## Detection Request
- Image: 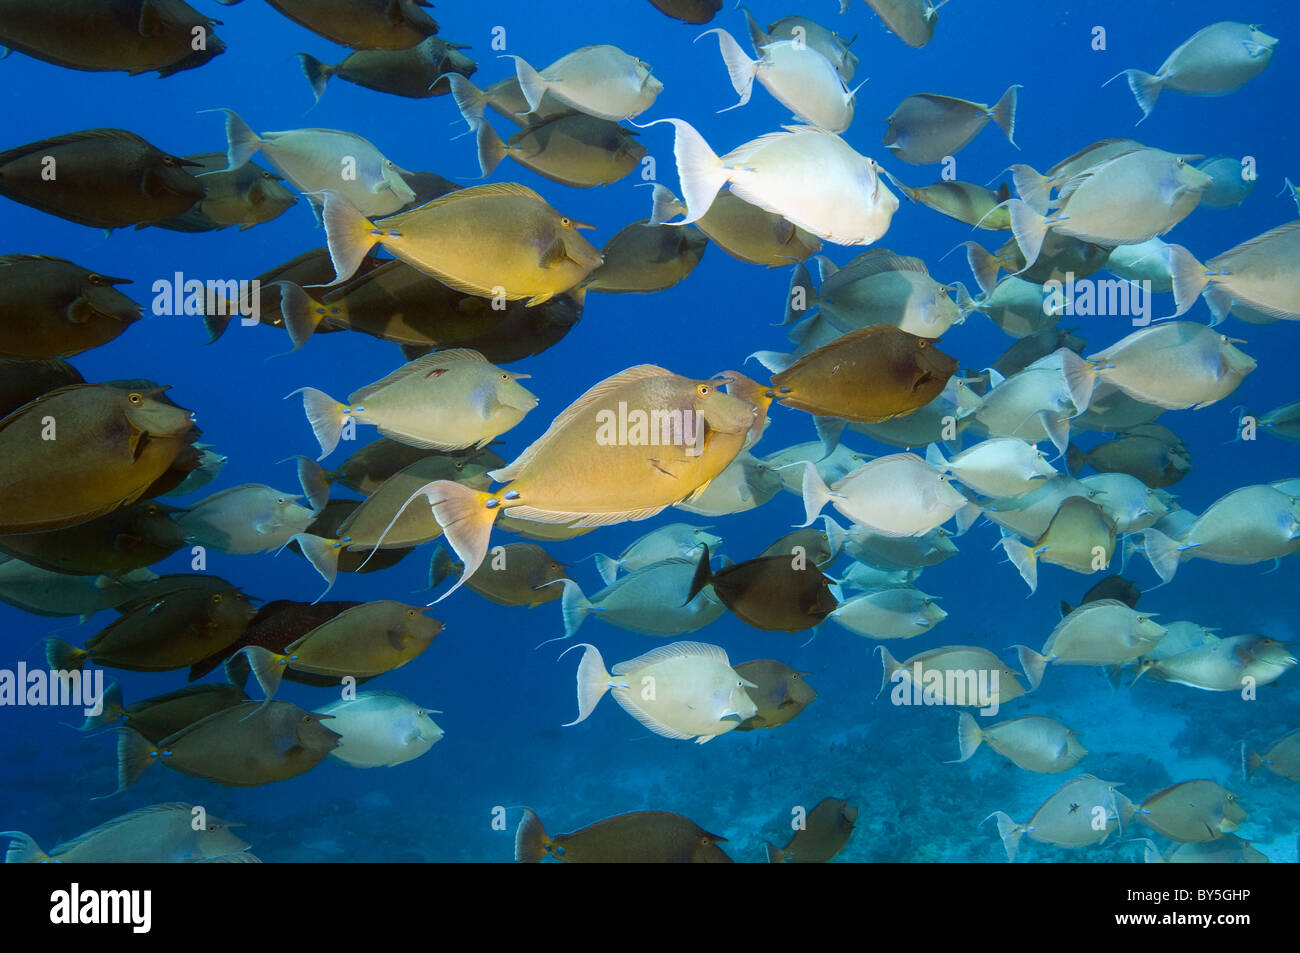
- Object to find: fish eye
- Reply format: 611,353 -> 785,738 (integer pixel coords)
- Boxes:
88,273 -> 105,286
210,593 -> 223,604
407,608 -> 417,617
560,217 -> 572,227
161,155 -> 175,166
697,384 -> 711,396
917,339 -> 929,348
501,372 -> 510,380
127,392 -> 143,405
302,715 -> 312,724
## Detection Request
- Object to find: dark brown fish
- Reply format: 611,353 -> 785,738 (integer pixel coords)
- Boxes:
188,598 -> 360,683
515,808 -> 732,862
0,383 -> 196,533
47,582 -> 256,673
0,358 -> 84,417
647,0 -> 722,24
80,681 -> 249,738
115,699 -> 341,791
0,129 -> 205,229
229,0 -> 439,50
734,660 -> 818,731
300,438 -> 505,501
766,797 -> 857,863
0,0 -> 225,77
688,544 -> 838,633
430,542 -> 570,607
1060,575 -> 1142,617
582,220 -> 708,295
289,500 -> 412,574
394,171 -> 462,210
298,36 -> 476,102
0,500 -> 185,575
768,325 -> 957,423
0,256 -> 141,359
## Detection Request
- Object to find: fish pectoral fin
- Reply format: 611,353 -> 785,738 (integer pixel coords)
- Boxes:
386,629 -> 410,652
137,1 -> 166,37
468,381 -> 500,420
65,297 -> 94,325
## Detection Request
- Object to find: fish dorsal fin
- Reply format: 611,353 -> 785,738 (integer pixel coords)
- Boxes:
0,253 -> 73,266
723,129 -> 802,167
838,248 -> 929,279
350,349 -> 489,403
49,802 -> 194,856
1210,220 -> 1300,266
488,365 -> 674,483
415,181 -> 547,214
0,129 -> 151,167
612,640 -> 730,675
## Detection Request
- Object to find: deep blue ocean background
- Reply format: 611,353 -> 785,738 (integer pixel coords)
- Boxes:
0,0 -> 1296,863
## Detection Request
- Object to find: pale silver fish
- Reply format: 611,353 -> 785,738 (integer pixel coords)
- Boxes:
882,87 -> 1019,165
552,563 -> 725,639
177,483 -> 316,554
797,455 -> 968,538
926,437 -> 1055,498
316,690 -> 443,768
828,585 -> 945,639
3,803 -> 249,863
507,45 -> 663,121
952,712 -> 1086,773
675,450 -> 782,516
591,523 -> 722,584
988,775 -> 1130,861
1017,599 -> 1166,689
1167,222 -> 1300,324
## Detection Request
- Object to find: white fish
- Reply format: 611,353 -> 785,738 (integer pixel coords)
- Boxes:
177,483 -> 316,554
1167,222 -> 1300,324
951,712 -> 1087,773
674,450 -> 782,516
763,440 -> 873,495
744,10 -> 859,82
797,454 -> 968,538
1108,22 -> 1278,121
564,641 -> 757,743
1105,237 -> 1174,293
316,691 -> 443,768
646,117 -> 898,245
844,523 -> 958,571
3,803 -> 249,863
1080,473 -> 1168,534
1017,599 -> 1166,689
972,350 -> 1094,455
926,437 -> 1055,498
828,585 -> 946,639
507,45 -> 663,121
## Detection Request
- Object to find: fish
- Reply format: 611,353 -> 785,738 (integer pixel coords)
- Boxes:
951,712 -> 1087,773
390,366 -> 759,599
1139,634 -> 1296,692
46,582 -> 256,673
296,439 -> 502,504
1104,237 -> 1175,292
2,803 -> 249,863
176,484 -> 317,554
733,660 -> 817,731
291,500 -> 412,577
1132,780 -> 1247,843
1065,424 -> 1191,488
688,543 -> 838,633
1149,836 -> 1269,864
1167,222 -> 1300,324
552,561 -> 725,638
78,681 -> 248,739
505,45 -> 663,121
298,37 -> 477,102
987,775 -> 1130,861
893,179 -> 1013,229
1246,728 -> 1300,781
882,87 -> 1019,165
648,0 -> 722,25
845,525 -> 958,571
430,542 -> 570,608
0,128 -> 205,229
290,349 -> 537,459
925,437 -> 1055,499
148,153 -> 296,233
220,0 -> 439,50
115,699 -> 341,791
0,358 -> 85,417
0,384 -> 197,534
649,185 -> 819,267
1196,155 -> 1256,209
647,118 -> 898,245
1059,575 -> 1142,617
1016,599 -> 1165,689
1108,22 -> 1278,121
758,520 -> 845,568
1000,496 -> 1117,594
879,644 -> 1028,709
765,797 -> 857,862
233,601 -> 442,702
966,233 -> 1112,298
701,27 -> 861,133
763,325 -> 958,423
0,0 -> 225,76
859,0 -> 946,49
0,499 -> 185,576
316,691 -> 444,768
798,454 -> 968,539
828,585 -> 946,639
591,523 -> 722,584
0,256 -> 141,359
674,450 -> 782,516
973,350 -> 1094,455
515,808 -> 731,862
1079,473 -> 1167,535
1241,399 -> 1300,443
318,184 -> 603,302
163,445 -> 228,498
0,560 -> 157,621
216,109 -> 415,219
581,220 -> 708,295
187,599 -> 359,683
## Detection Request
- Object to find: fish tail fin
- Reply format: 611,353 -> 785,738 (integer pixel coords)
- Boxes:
1163,243 -> 1209,317
561,642 -> 611,727
514,808 -> 554,862
429,546 -> 462,589
592,553 -> 619,586
291,455 -> 332,513
285,532 -> 342,600
286,386 -> 349,459
44,637 -> 88,672
783,261 -> 817,326
962,242 -> 1001,297
876,645 -> 901,699
114,727 -> 159,795
557,578 -> 592,639
991,85 -> 1020,147
700,28 -> 757,109
1014,644 -> 1048,691
297,53 -> 332,104
1008,164 -> 1051,215
648,184 -> 686,225
799,461 -> 833,528
952,280 -> 977,317
950,710 -> 984,762
232,645 -> 286,706
1122,69 -> 1162,122
424,481 -> 501,603
652,118 -> 727,224
821,515 -> 846,561
475,121 -> 508,177
1006,198 -> 1048,271
1245,746 -> 1263,780
814,415 -> 847,455
507,54 -> 548,114
218,108 -> 262,170
1056,347 -> 1096,413
1,832 -> 50,864
999,537 -> 1038,593
1141,528 -> 1181,586
746,349 -> 793,374
764,842 -> 787,864
925,442 -> 948,469
686,543 -> 714,603
445,72 -> 487,129
78,680 -> 123,732
202,309 -> 233,345
986,811 -> 1024,862
1064,443 -> 1086,477
273,281 -> 323,353
318,190 -> 379,285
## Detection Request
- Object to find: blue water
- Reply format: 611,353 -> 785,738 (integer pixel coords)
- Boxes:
1,0 -> 1297,863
